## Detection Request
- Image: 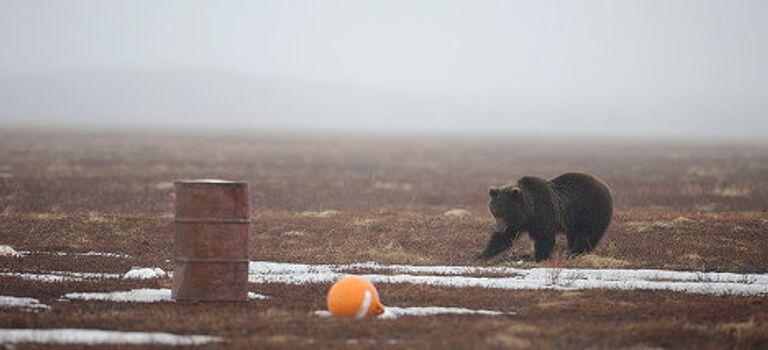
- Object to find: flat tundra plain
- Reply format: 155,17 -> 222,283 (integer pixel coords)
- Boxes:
1,130 -> 768,349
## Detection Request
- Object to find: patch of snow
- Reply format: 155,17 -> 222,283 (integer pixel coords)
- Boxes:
0,329 -> 220,346
63,289 -> 268,302
123,267 -> 167,279
7,259 -> 765,296
248,292 -> 269,300
314,306 -> 510,319
16,250 -> 131,258
0,272 -> 77,283
176,179 -> 241,184
251,260 -> 528,277
0,270 -> 121,283
65,289 -> 172,303
346,261 -> 526,276
80,251 -> 131,258
249,261 -> 768,296
0,245 -> 20,257
0,296 -> 50,310
379,306 -> 511,319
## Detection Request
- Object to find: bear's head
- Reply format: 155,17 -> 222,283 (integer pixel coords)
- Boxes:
488,185 -> 532,232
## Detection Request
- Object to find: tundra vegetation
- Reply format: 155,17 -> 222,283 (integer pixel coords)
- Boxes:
1,130 -> 767,349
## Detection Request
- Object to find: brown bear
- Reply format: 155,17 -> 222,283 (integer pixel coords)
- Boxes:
476,172 -> 612,262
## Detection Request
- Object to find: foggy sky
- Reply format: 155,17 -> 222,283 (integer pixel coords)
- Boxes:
1,0 -> 766,137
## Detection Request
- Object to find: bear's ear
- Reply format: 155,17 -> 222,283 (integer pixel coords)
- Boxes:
489,187 -> 500,198
510,187 -> 520,195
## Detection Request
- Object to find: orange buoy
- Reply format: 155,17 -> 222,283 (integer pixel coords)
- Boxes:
326,276 -> 385,318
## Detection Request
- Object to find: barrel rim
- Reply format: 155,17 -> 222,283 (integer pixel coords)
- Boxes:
174,179 -> 249,185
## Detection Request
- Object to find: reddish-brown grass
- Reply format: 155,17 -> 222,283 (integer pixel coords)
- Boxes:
1,130 -> 767,349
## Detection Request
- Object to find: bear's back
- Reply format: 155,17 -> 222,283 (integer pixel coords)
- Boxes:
550,173 -> 613,230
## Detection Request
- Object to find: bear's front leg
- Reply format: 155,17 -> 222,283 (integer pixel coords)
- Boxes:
476,230 -> 519,260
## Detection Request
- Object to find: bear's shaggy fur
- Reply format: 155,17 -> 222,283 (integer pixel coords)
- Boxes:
477,172 -> 613,262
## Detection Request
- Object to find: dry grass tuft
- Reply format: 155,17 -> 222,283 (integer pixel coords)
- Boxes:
443,209 -> 472,218
29,212 -> 69,220
487,333 -> 532,348
534,301 -> 572,309
282,230 -> 308,237
713,185 -> 751,198
362,240 -> 438,265
683,253 -> 705,266
154,181 -> 174,190
86,211 -> 114,223
487,323 -> 539,349
625,220 -> 673,232
301,210 -> 341,218
673,216 -> 696,224
716,319 -> 768,344
575,254 -> 631,268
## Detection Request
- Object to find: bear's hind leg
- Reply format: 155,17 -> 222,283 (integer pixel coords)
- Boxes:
533,234 -> 555,262
567,225 -> 606,257
567,233 -> 596,256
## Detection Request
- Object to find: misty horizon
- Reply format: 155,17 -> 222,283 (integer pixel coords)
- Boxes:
1,1 -> 766,138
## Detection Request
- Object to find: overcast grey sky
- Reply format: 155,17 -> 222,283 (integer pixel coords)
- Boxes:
1,0 -> 766,137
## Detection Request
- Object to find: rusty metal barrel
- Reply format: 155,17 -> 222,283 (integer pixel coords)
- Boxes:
172,179 -> 250,301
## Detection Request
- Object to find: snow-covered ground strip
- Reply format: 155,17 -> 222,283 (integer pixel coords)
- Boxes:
65,289 -> 172,302
345,261 -> 526,276
123,267 -> 167,279
249,261 -> 768,296
79,251 -> 131,258
0,296 -> 50,310
314,306 -> 511,319
16,250 -> 131,258
0,270 -> 122,282
63,288 -> 269,302
4,260 -> 766,296
379,306 -> 512,319
251,260 -> 768,284
0,329 -> 220,346
0,267 -> 167,282
250,261 -> 516,277
0,272 -> 77,282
